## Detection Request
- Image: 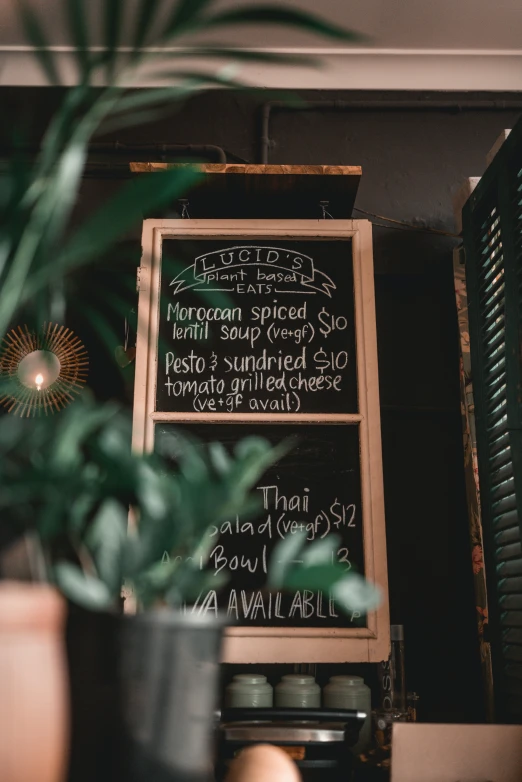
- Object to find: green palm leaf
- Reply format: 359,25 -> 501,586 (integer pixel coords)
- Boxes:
65,0 -> 91,82
166,0 -> 215,35
103,0 -> 123,80
132,0 -> 164,53
51,165 -> 201,277
3,0 -> 375,614
18,1 -> 61,85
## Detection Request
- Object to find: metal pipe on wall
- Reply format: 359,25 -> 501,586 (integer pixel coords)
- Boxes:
260,98 -> 522,164
0,142 -> 227,163
0,142 -> 227,176
85,142 -> 227,163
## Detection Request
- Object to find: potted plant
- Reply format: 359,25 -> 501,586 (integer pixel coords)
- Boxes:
0,3 -> 375,781
1,394 -> 380,782
1,395 -> 286,782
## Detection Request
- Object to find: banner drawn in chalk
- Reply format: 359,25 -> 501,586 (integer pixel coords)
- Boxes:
169,246 -> 336,297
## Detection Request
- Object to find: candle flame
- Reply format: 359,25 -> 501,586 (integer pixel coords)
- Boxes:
35,373 -> 44,391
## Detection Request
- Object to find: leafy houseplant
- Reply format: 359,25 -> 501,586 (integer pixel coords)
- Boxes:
0,2 -> 379,781
1,395 -> 285,782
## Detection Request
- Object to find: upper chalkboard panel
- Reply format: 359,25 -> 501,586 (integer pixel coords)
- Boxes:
156,239 -> 357,415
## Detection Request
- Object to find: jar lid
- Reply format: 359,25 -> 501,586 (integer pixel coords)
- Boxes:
328,675 -> 364,686
279,675 -> 316,685
231,674 -> 268,684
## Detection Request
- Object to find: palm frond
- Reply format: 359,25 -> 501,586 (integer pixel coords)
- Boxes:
103,0 -> 123,80
132,0 -> 165,53
0,88 -> 122,337
165,0 -> 216,36
41,165 -> 201,282
65,0 -> 91,82
18,1 -> 61,85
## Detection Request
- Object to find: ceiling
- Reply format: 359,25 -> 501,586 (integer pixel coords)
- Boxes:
1,0 -> 522,89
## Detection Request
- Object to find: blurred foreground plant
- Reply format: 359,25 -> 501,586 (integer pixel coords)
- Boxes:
0,394 -> 280,608
0,394 -> 380,613
0,0 -> 380,616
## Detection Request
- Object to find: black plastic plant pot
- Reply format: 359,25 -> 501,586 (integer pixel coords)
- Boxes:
119,610 -> 227,782
65,605 -> 126,782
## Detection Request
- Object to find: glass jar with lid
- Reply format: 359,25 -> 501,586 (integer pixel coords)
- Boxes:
323,675 -> 371,753
274,674 -> 321,709
225,674 -> 273,708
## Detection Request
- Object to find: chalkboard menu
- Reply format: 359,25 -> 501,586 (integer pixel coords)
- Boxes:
156,421 -> 364,627
156,239 -> 357,414
133,218 -> 389,663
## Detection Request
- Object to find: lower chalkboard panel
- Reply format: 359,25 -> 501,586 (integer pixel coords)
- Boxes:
155,422 -> 365,628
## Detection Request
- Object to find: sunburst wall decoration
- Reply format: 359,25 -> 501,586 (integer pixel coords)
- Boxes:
0,323 -> 88,416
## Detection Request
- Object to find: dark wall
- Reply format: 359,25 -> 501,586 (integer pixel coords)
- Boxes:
3,86 -> 521,722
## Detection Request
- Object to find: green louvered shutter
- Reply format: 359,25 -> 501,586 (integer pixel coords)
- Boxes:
463,120 -> 522,721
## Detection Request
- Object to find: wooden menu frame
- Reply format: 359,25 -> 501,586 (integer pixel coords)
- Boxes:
132,219 -> 390,663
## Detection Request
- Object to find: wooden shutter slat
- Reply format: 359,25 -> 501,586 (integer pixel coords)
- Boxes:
479,228 -> 501,255
482,302 -> 504,331
495,521 -> 520,546
490,476 -> 515,501
483,328 -> 505,361
498,558 -> 522,578
492,492 -> 518,519
490,461 -> 514,488
487,416 -> 508,441
501,610 -> 522,628
479,209 -> 500,230
478,232 -> 501,261
479,254 -> 503,290
490,445 -> 513,473
481,272 -> 505,307
485,339 -> 506,368
489,431 -> 511,460
501,595 -> 522,611
486,380 -> 507,410
496,541 -> 522,562
487,395 -> 507,419
494,507 -> 519,531
483,350 -> 505,379
498,577 -> 522,594
478,214 -> 499,236
482,285 -> 505,318
482,307 -> 504,337
479,231 -> 502,259
484,327 -> 505,354
479,206 -> 499,227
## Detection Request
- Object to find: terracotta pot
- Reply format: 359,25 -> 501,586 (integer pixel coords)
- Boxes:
0,583 -> 68,782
